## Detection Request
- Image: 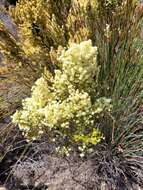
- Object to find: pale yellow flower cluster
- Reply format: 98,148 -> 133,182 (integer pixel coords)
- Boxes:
40,90 -> 92,128
59,40 -> 98,87
12,40 -> 112,153
12,77 -> 50,140
53,40 -> 98,98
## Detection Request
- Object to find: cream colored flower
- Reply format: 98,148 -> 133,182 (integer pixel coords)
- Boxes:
12,40 -> 112,153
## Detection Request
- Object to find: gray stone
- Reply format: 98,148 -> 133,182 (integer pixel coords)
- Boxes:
0,11 -> 18,40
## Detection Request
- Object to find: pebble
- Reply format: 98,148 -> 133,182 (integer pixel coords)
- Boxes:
0,187 -> 7,190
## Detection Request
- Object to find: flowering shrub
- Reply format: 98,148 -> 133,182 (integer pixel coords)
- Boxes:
12,40 -> 112,155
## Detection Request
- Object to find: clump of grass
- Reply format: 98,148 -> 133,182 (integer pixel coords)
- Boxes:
94,0 -> 143,158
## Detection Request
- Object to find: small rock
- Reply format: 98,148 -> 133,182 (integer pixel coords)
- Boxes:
0,11 -> 18,40
0,187 -> 7,190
